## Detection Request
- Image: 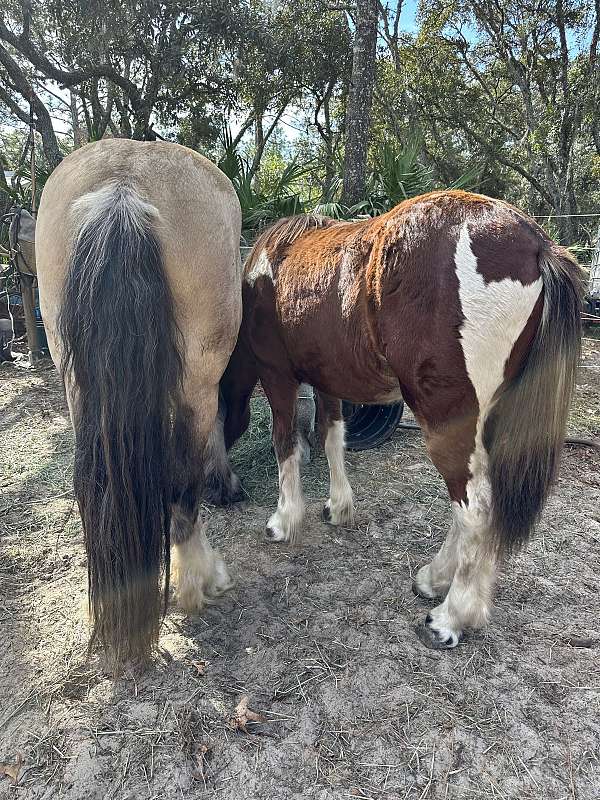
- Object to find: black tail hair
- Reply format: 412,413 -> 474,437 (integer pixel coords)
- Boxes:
59,183 -> 183,664
484,244 -> 582,554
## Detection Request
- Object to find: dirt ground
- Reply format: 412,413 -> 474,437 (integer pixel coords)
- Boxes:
1,336 -> 599,800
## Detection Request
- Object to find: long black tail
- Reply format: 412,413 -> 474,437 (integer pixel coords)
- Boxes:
59,182 -> 183,664
484,244 -> 582,554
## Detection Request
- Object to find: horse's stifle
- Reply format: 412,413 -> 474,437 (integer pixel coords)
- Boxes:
219,190 -> 582,649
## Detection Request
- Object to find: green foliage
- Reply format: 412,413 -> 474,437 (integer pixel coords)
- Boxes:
218,129 -> 310,239
0,132 -> 69,211
1,0 -> 598,246
314,138 -> 481,220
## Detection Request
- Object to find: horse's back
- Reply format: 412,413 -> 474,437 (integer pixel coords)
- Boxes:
241,191 -> 548,408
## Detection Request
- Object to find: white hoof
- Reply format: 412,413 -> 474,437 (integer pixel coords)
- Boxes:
264,508 -> 303,543
265,509 -> 291,542
421,604 -> 462,649
171,523 -> 233,612
322,498 -> 355,527
413,564 -> 446,600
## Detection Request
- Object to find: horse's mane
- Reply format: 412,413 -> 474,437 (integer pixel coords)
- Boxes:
251,213 -> 336,258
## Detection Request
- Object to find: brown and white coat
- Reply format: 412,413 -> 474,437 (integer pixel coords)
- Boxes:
220,190 -> 582,649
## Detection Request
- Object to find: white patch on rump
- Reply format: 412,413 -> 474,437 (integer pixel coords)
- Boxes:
454,222 -> 542,441
455,221 -> 543,504
245,250 -> 273,286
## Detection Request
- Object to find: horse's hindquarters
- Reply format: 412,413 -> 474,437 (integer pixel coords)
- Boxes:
35,139 -> 243,664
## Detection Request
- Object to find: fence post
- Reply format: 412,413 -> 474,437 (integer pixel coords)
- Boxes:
20,272 -> 43,364
589,223 -> 600,299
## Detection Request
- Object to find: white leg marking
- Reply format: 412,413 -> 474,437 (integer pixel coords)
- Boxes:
423,225 -> 542,646
323,420 -> 355,526
266,446 -> 305,542
425,496 -> 496,646
171,519 -> 233,612
414,518 -> 460,599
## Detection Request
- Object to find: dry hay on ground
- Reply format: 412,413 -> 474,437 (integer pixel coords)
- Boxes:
0,336 -> 599,799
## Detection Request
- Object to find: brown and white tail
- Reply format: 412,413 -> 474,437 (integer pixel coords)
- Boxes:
59,183 -> 183,664
483,244 -> 583,554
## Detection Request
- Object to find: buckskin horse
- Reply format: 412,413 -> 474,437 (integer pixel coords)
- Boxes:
36,139 -> 241,664
219,190 -> 581,649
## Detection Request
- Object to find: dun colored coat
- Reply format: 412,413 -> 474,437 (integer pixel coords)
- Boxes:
36,139 -> 242,664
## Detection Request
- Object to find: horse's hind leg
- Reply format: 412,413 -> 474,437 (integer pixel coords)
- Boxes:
412,517 -> 460,600
296,383 -> 316,465
170,384 -> 233,612
261,373 -> 305,542
202,394 -> 244,506
317,393 -> 355,527
204,331 -> 259,505
414,414 -> 497,649
411,419 -> 467,601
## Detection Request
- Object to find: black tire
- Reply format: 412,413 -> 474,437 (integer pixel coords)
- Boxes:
342,401 -> 404,451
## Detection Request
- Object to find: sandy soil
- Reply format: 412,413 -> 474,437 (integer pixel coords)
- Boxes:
0,337 -> 599,800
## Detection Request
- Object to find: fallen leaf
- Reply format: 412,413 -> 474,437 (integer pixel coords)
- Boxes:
228,695 -> 265,732
190,660 -> 208,675
1,754 -> 23,784
191,743 -> 212,781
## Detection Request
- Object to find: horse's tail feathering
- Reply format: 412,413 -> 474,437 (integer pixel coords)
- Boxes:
483,244 -> 582,554
59,182 -> 183,664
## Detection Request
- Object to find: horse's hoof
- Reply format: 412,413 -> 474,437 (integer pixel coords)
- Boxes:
210,554 -> 234,596
227,485 -> 245,504
412,565 -> 445,600
416,615 -> 462,650
264,525 -> 287,542
322,499 -> 355,527
412,579 -> 428,598
412,578 -> 440,600
203,472 -> 245,507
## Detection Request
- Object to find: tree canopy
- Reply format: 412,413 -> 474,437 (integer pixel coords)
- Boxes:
1,0 -> 598,241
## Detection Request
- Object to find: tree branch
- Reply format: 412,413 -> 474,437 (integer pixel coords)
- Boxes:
0,43 -> 62,167
0,18 -> 143,109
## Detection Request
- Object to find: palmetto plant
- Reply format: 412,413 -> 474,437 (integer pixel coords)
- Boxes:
218,129 -> 310,240
219,130 -> 481,237
0,160 -> 54,210
314,138 -> 481,220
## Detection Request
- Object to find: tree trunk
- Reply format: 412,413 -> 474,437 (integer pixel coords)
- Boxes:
31,94 -> 62,169
342,0 -> 378,206
252,104 -> 264,182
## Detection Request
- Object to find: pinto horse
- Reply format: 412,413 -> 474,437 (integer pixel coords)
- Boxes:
36,139 -> 241,663
219,190 -> 581,649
